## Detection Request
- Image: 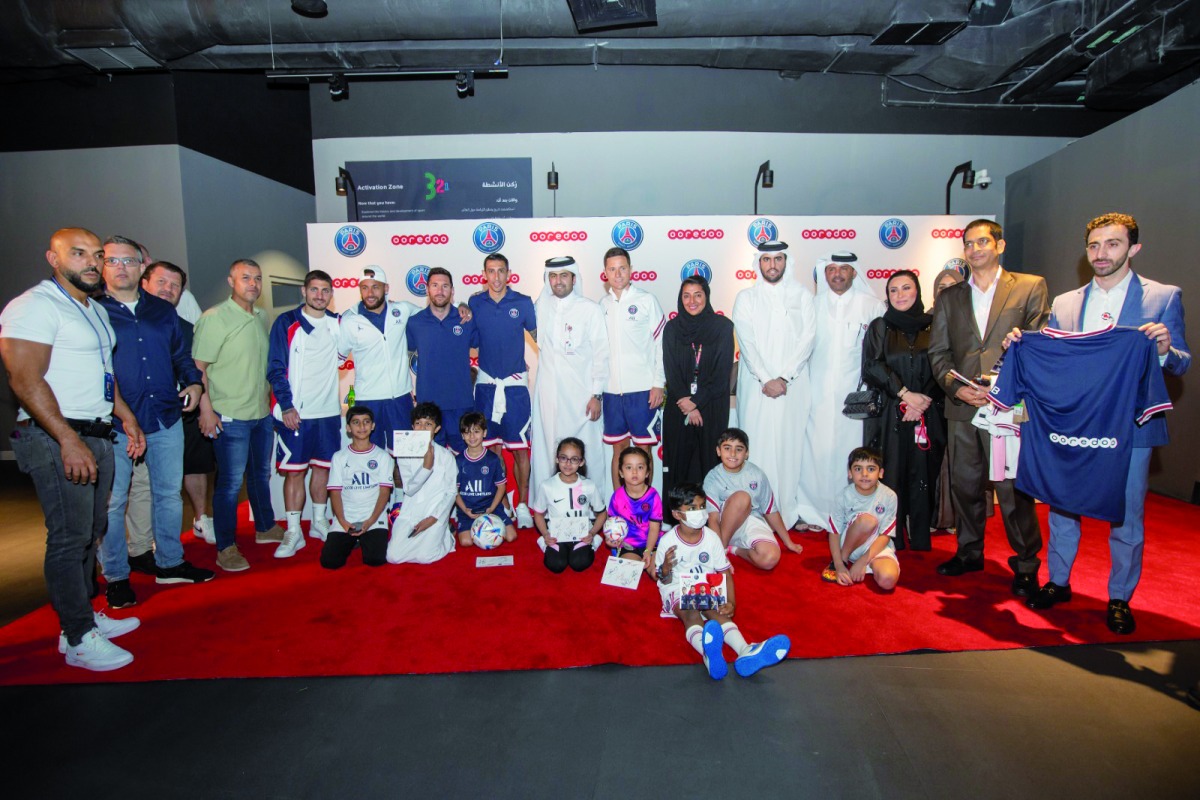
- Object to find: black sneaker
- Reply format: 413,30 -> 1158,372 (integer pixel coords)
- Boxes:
106,579 -> 137,609
155,560 -> 216,585
127,551 -> 157,576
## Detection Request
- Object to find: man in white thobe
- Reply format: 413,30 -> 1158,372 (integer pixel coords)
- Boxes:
530,257 -> 610,492
731,241 -> 816,528
795,252 -> 885,530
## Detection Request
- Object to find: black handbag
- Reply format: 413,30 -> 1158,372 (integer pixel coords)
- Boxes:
842,381 -> 884,420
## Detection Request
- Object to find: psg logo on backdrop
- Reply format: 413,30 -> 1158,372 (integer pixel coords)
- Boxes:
335,225 -> 367,257
747,218 -> 779,247
406,265 -> 431,297
612,219 -> 644,250
473,222 -> 506,253
680,260 -> 712,283
879,219 -> 909,249
943,258 -> 970,278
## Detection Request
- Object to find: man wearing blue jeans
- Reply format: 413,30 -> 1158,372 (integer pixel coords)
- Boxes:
97,236 -> 213,607
193,258 -> 284,572
1,227 -> 146,671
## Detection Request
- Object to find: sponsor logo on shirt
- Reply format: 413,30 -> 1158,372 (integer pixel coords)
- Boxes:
1049,433 -> 1118,449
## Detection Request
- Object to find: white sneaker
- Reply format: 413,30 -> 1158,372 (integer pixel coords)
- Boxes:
58,611 -> 141,654
274,527 -> 306,558
515,503 -> 534,529
64,628 -> 134,671
194,515 -> 215,545
310,516 -> 329,542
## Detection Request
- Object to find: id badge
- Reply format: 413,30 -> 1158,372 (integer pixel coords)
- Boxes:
914,427 -> 928,446
103,372 -> 115,402
689,382 -> 698,395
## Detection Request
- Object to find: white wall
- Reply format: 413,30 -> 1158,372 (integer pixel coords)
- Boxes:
313,132 -> 1072,223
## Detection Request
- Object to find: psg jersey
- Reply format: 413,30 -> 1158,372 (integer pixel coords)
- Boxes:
989,327 -> 1171,522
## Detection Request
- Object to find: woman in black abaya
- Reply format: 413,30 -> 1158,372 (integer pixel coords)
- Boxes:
862,270 -> 946,550
661,276 -> 735,498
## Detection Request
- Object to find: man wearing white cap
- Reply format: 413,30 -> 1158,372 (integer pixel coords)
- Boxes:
731,241 -> 816,530
795,252 -> 886,531
336,265 -> 419,452
530,256 -> 610,492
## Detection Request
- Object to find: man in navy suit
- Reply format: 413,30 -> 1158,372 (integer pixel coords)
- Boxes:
1019,213 -> 1190,634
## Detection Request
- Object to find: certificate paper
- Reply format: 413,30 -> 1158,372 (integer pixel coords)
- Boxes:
549,516 -> 591,544
392,429 -> 431,458
600,556 -> 642,590
476,555 -> 514,568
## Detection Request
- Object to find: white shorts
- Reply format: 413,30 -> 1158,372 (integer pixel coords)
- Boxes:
847,541 -> 899,574
730,514 -> 777,551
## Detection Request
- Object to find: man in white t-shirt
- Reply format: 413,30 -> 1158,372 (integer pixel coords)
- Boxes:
268,269 -> 343,557
0,228 -> 147,672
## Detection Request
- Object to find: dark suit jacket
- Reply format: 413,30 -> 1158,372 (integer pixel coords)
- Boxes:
929,269 -> 1050,422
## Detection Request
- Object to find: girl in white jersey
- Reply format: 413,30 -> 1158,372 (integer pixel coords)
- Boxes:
530,438 -> 607,573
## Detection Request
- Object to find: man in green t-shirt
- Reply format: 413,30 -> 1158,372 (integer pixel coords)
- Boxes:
193,258 -> 284,572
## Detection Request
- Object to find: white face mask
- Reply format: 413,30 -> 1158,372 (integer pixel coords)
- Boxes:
682,509 -> 707,529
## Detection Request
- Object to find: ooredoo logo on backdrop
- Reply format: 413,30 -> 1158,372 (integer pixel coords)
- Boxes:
406,265 -> 431,297
930,228 -> 965,240
392,233 -> 449,246
879,218 -> 909,249
746,218 -> 778,247
802,228 -> 856,240
473,222 -> 505,253
600,270 -> 658,283
462,274 -> 520,286
335,225 -> 367,257
681,260 -> 712,282
529,230 -> 587,242
611,219 -> 644,250
668,228 -> 723,240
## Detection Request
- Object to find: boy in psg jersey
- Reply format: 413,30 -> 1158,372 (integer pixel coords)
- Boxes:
702,428 -> 804,571
454,412 -> 517,548
822,447 -> 900,590
321,406 -> 392,569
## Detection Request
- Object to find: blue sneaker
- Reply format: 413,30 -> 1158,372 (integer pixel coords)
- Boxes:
734,634 -> 791,677
702,620 -> 727,680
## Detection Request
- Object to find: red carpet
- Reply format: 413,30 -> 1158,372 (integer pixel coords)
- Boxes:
2,494 -> 1199,686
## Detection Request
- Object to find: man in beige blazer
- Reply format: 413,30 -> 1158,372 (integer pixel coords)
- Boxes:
928,219 -> 1049,596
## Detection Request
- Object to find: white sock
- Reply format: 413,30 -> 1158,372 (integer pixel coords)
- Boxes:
722,622 -> 751,656
285,511 -> 302,533
685,624 -> 705,656
311,503 -> 328,527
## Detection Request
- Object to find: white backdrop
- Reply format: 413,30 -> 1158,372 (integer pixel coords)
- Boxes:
276,214 -> 985,511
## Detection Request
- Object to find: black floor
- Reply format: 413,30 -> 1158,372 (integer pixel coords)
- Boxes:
2,463 -> 1199,797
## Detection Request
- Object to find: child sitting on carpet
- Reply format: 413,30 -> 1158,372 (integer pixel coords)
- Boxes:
821,447 -> 900,590
656,482 -> 791,680
386,403 -> 459,565
454,412 -> 517,549
702,428 -> 803,571
321,405 -> 392,569
606,446 -> 663,575
530,437 -> 607,573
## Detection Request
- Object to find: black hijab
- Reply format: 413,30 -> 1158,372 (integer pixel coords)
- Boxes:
669,276 -> 725,343
883,269 -> 932,337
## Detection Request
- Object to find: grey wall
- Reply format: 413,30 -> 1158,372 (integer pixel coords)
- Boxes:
314,131 -> 1070,222
1004,79 -> 1200,501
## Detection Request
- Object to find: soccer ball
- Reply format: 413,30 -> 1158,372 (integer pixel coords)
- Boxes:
471,514 -> 505,549
602,516 -> 628,548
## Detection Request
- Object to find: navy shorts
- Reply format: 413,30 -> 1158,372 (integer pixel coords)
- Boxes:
357,395 -> 414,452
275,414 -> 342,471
473,384 -> 531,450
602,391 -> 660,446
436,406 -> 475,455
455,505 -> 514,533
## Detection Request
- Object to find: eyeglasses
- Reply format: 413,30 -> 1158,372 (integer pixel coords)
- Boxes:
556,455 -> 583,464
103,257 -> 140,267
963,237 -> 995,251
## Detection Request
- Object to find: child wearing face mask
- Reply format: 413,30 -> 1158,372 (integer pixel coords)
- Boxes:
654,482 -> 791,681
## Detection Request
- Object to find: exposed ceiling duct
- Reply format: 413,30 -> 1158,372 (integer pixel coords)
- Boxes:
0,0 -> 1196,111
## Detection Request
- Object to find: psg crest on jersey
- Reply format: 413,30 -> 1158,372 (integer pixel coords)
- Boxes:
452,325 -> 464,336
879,218 -> 909,249
747,218 -> 778,247
334,225 -> 367,257
406,265 -> 431,297
508,308 -> 520,319
699,551 -> 710,564
680,259 -> 712,283
473,222 -> 505,253
749,481 -> 759,490
368,460 -> 379,470
612,219 -> 644,250
481,466 -> 490,475
875,504 -> 886,515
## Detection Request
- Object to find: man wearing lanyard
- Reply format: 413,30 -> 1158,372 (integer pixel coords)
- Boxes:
468,253 -> 537,528
1,228 -> 147,671
406,267 -> 480,455
194,258 -> 285,572
97,237 -> 213,610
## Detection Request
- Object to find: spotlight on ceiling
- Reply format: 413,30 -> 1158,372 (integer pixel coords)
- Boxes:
291,0 -> 328,18
754,160 -> 773,215
328,73 -> 348,101
455,70 -> 475,97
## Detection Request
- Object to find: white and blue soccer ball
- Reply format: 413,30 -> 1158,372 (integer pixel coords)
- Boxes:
602,516 -> 628,548
471,513 -> 506,549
